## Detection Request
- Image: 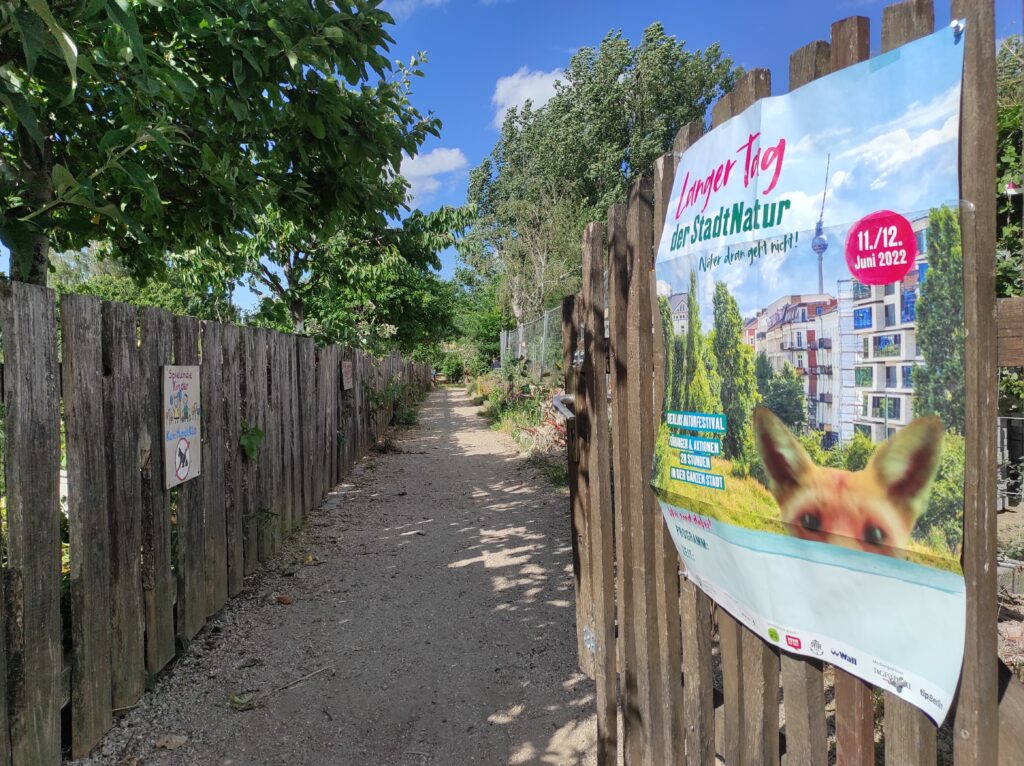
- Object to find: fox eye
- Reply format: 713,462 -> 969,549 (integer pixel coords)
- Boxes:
799,511 -> 822,532
864,524 -> 887,546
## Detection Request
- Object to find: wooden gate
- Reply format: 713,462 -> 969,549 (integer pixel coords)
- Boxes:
563,1 -> 1024,763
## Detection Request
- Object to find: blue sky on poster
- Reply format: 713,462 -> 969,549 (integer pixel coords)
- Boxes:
654,27 -> 964,322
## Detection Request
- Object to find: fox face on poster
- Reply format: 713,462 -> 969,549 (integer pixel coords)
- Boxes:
651,24 -> 967,723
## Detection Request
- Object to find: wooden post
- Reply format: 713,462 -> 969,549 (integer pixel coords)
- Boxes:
201,321 -> 228,616
625,175 -> 664,765
103,301 -> 146,706
0,282 -> 62,765
651,151 -> 684,766
569,290 -> 595,679
221,323 -> 245,597
671,120 -> 718,766
581,221 -> 618,764
61,294 -> 113,757
871,4 -> 943,764
607,201 -> 644,765
952,0 -> 999,763
139,308 -> 176,672
827,14 -> 877,766
173,315 -> 207,640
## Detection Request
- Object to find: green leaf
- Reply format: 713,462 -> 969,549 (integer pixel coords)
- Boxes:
307,114 -> 326,140
0,216 -> 41,278
0,85 -> 45,149
99,126 -> 134,154
13,8 -> 47,76
240,422 -> 264,461
121,160 -> 162,212
51,164 -> 76,195
322,26 -> 347,42
25,0 -> 79,91
105,0 -> 148,71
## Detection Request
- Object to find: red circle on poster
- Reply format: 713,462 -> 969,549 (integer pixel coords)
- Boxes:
844,210 -> 918,285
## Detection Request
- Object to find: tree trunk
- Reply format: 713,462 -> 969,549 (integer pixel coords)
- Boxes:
290,298 -> 305,335
10,125 -> 53,284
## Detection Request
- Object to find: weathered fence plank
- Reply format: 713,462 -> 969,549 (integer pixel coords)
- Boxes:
741,629 -> 780,766
254,330 -> 274,563
651,151 -> 684,766
953,0 -> 1000,763
298,338 -> 316,516
625,175 -> 665,765
173,315 -> 207,640
139,308 -> 176,673
877,13 -> 939,766
221,323 -> 245,596
835,672 -> 875,766
201,321 -> 228,616
0,282 -> 62,765
824,16 -> 877,765
569,291 -> 594,681
102,301 -> 146,707
669,119 -> 718,766
780,656 -> 827,766
997,297 -> 1024,366
61,294 -> 113,758
581,221 -> 618,764
607,200 -> 644,764
240,327 -> 259,576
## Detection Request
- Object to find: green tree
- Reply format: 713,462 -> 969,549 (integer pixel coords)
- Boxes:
1,1 -> 437,283
912,207 -> 965,433
712,282 -> 759,458
50,244 -> 236,322
460,23 -> 739,323
765,363 -> 806,432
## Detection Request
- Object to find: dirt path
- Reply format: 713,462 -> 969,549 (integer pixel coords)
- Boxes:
78,388 -> 597,766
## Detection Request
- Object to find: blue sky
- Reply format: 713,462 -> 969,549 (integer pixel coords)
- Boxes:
653,25 -> 963,322
386,0 -> 1021,283
3,1 -> 1020,311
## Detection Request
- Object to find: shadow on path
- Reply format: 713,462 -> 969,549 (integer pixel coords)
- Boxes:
76,388 -> 597,766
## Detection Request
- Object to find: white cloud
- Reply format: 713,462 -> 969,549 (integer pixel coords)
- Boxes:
401,147 -> 469,205
840,114 -> 958,191
491,67 -> 562,128
381,0 -> 447,21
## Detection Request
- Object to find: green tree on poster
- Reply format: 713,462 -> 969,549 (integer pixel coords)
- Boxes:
659,295 -> 674,413
712,282 -> 759,458
755,351 -> 774,397
683,269 -> 701,408
670,335 -> 686,411
765,362 -> 806,432
912,207 -> 965,433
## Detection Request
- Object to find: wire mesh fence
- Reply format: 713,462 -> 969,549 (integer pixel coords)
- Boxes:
499,305 -> 564,381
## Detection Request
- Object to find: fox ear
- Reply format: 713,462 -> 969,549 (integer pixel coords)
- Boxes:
753,406 -> 814,502
868,416 -> 944,512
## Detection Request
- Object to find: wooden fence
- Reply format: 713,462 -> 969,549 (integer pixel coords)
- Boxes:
0,282 -> 430,763
563,1 -> 1024,764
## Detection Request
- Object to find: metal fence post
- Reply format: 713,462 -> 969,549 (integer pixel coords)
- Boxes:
540,311 -> 550,378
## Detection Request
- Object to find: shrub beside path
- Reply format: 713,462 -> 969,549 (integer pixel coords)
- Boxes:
75,388 -> 598,766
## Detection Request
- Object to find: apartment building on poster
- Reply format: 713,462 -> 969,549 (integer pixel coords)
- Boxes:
850,217 -> 930,441
809,282 -> 859,447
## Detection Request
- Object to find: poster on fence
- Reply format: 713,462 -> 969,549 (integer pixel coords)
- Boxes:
163,365 -> 202,489
652,25 -> 966,723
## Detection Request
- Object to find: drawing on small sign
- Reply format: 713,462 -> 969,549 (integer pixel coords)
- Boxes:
163,365 -> 202,488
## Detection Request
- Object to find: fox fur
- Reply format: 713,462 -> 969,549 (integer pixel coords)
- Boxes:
752,406 -> 944,556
